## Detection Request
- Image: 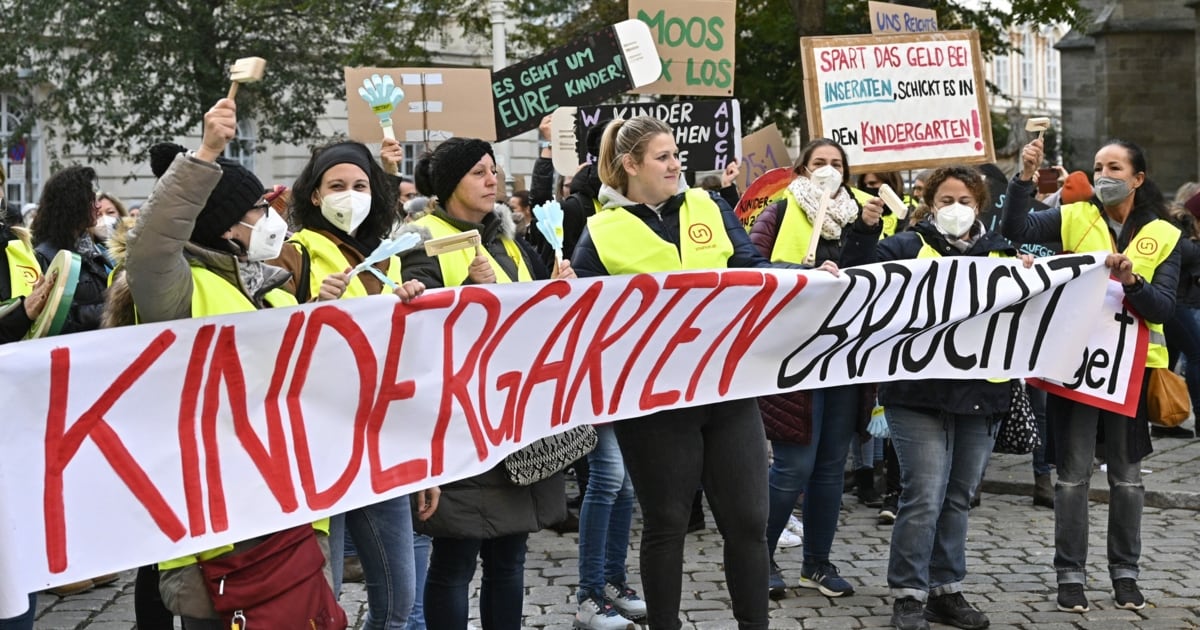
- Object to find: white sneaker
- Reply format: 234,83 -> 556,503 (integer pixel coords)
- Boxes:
786,514 -> 804,538
575,595 -> 635,630
777,527 -> 803,548
604,582 -> 647,620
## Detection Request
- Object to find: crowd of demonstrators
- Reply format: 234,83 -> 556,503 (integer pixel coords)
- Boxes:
398,136 -> 574,630
845,165 -> 1033,630
748,138 -> 867,601
14,80 -> 1200,630
269,138 -> 433,630
1003,137 -> 1180,614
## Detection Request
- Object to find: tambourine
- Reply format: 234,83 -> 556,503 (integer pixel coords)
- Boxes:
25,250 -> 80,339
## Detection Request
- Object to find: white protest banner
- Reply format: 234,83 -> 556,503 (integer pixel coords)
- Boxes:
800,30 -> 994,174
630,0 -> 736,96
0,255 -> 1113,615
1029,279 -> 1148,416
868,1 -> 938,34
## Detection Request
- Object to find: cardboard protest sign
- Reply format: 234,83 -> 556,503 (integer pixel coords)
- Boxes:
0,254 -> 1116,613
738,124 -> 791,191
1029,279 -> 1149,416
345,67 -> 496,142
491,19 -> 660,142
735,167 -> 793,230
630,0 -> 736,96
868,1 -> 938,34
800,30 -> 994,174
574,100 -> 741,182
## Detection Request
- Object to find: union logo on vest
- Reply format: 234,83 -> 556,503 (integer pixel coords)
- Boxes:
689,223 -> 713,244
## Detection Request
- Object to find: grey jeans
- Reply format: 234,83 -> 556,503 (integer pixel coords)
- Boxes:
1053,401 -> 1143,584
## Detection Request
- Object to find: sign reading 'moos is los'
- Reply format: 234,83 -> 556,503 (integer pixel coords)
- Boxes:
800,30 -> 994,174
630,0 -> 736,96
491,20 -> 660,141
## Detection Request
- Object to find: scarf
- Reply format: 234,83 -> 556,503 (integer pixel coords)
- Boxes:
786,176 -> 860,240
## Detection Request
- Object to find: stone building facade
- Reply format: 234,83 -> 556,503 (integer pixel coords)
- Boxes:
1058,0 -> 1198,192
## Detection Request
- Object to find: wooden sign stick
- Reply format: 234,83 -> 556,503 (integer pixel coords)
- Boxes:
803,192 -> 832,266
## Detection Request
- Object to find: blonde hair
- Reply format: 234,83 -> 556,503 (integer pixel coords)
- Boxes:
97,191 -> 129,217
597,116 -> 673,194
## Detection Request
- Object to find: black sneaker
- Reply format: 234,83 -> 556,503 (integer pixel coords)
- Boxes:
1056,582 -> 1090,613
1113,578 -> 1145,610
768,560 -> 787,600
891,597 -> 930,630
924,592 -> 989,629
879,493 -> 899,525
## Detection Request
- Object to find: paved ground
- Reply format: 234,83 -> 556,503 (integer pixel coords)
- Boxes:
28,421 -> 1200,629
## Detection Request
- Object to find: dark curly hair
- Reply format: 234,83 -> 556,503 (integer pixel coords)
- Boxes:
289,140 -> 399,244
32,165 -> 97,250
1097,139 -> 1168,220
922,165 -> 990,210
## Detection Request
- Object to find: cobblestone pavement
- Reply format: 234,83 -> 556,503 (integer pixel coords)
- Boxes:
30,428 -> 1200,629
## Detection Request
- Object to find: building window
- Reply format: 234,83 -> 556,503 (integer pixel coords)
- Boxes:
0,93 -> 40,208
994,53 -> 1010,95
223,119 -> 256,171
1020,33 -> 1035,96
1046,42 -> 1060,97
399,142 -> 419,177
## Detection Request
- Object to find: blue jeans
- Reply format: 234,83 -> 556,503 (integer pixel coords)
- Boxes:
0,594 -> 34,630
1166,305 -> 1200,407
424,534 -> 528,630
577,424 -> 635,600
887,406 -> 995,601
330,495 -> 416,630
1053,401 -> 1142,584
408,534 -> 431,630
765,384 -> 860,569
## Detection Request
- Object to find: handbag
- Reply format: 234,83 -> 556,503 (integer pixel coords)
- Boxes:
1147,367 -> 1191,428
503,424 -> 598,486
993,380 -> 1041,455
198,525 -> 347,630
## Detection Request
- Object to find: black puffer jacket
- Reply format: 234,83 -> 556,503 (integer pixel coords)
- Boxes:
34,237 -> 110,334
841,219 -> 1015,416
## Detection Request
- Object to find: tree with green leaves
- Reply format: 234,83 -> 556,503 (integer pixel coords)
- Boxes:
0,0 -> 475,163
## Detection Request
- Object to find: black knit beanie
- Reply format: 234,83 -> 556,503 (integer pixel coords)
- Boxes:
148,142 -> 264,251
416,138 -> 494,204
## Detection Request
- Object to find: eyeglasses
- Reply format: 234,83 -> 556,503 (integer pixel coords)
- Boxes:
248,200 -> 270,213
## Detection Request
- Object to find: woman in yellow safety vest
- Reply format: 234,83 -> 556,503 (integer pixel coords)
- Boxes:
843,165 -> 1033,630
569,116 -> 829,630
120,98 -> 347,630
270,139 -> 433,630
1002,138 -> 1180,615
746,138 -> 865,603
399,136 -> 576,630
0,164 -> 53,629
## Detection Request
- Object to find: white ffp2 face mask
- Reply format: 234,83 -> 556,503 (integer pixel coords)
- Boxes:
91,215 -> 118,240
933,202 -> 977,238
321,190 -> 372,234
239,208 -> 288,261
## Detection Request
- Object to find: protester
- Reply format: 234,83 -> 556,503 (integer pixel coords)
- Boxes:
1002,137 -> 1180,613
270,139 -> 434,630
507,189 -> 531,237
0,161 -> 53,630
114,98 -> 345,630
29,166 -> 113,336
1160,184 -> 1200,439
844,165 -> 1031,630
748,138 -> 866,600
855,170 -> 904,236
571,115 -> 829,630
399,136 -> 574,630
530,115 -> 604,262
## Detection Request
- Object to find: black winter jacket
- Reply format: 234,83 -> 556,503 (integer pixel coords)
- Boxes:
841,219 -> 1016,416
34,237 -> 110,334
